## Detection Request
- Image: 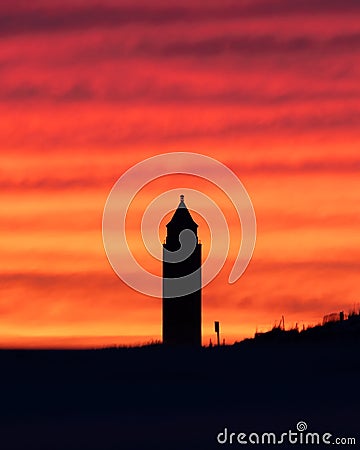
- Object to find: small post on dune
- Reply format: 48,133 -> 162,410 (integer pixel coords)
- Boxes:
214,321 -> 220,346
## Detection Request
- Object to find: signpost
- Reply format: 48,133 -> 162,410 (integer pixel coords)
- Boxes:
214,321 -> 220,346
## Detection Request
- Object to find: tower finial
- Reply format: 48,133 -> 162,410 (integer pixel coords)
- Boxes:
180,194 -> 184,202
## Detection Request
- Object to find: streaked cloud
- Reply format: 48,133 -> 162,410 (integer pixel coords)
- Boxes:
0,1 -> 359,38
0,0 -> 359,346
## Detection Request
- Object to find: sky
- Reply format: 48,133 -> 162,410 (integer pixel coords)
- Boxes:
1,0 -> 360,347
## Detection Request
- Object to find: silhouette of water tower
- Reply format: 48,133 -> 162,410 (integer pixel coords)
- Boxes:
162,195 -> 202,346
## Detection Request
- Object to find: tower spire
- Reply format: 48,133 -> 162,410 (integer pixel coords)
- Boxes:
166,194 -> 198,249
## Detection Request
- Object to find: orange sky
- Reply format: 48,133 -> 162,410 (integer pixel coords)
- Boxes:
1,0 -> 360,347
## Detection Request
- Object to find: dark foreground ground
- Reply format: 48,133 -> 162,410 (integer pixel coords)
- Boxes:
0,338 -> 359,449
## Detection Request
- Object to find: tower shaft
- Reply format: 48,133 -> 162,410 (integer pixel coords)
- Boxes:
162,195 -> 202,346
